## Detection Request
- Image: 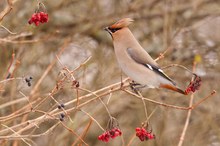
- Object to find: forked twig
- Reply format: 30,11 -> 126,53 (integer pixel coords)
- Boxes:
30,40 -> 69,98
0,0 -> 13,22
177,62 -> 197,146
1,124 -> 31,146
0,24 -> 16,34
123,89 -> 216,110
60,122 -> 89,146
177,62 -> 216,146
80,109 -> 105,131
71,119 -> 92,146
0,122 -> 59,139
137,91 -> 148,119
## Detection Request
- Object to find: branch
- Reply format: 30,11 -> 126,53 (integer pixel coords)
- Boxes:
0,78 -> 130,135
177,61 -> 197,146
0,0 -> 13,23
123,89 -> 216,111
29,39 -> 69,98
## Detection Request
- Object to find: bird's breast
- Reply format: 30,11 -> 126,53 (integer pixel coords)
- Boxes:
113,44 -> 160,87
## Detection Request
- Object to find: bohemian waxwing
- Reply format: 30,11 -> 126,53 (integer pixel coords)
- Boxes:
105,18 -> 186,95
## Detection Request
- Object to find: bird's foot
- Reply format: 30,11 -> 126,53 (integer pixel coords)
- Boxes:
120,82 -> 124,89
130,81 -> 146,94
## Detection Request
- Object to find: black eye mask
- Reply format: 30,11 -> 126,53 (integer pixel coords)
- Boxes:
108,27 -> 121,33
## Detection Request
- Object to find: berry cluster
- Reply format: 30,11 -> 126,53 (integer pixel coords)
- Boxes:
135,127 -> 155,141
28,12 -> 49,26
72,80 -> 80,88
57,103 -> 65,109
98,128 -> 122,142
25,76 -> 33,87
57,103 -> 65,121
59,113 -> 65,121
185,75 -> 202,94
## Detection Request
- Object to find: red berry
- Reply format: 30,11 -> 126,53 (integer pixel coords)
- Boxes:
135,127 -> 155,142
136,127 -> 141,131
34,21 -> 40,26
109,130 -> 115,138
148,134 -> 155,139
115,128 -> 122,136
39,12 -> 49,23
98,128 -> 122,142
28,19 -> 32,24
98,135 -> 102,140
109,128 -> 122,139
98,132 -> 110,142
28,12 -> 49,26
185,76 -> 202,94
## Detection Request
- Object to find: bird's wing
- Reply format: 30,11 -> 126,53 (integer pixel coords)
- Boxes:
144,63 -> 176,85
126,48 -> 176,85
127,48 -> 157,66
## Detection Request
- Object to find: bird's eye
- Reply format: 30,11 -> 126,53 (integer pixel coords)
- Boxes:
109,27 -> 121,33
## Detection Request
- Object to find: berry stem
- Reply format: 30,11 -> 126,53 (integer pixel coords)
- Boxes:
136,91 -> 148,120
78,87 -> 112,118
80,109 -> 105,132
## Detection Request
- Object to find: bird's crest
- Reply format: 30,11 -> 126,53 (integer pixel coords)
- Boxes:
109,18 -> 134,29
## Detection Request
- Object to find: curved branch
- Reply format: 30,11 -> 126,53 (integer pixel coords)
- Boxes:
0,0 -> 13,23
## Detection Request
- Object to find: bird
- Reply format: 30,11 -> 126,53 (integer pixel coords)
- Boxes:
104,18 -> 186,95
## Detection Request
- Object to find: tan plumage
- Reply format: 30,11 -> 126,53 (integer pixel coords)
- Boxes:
105,18 -> 186,95
108,18 -> 134,30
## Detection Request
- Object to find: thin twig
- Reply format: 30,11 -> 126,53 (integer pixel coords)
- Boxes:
1,124 -> 31,146
191,90 -> 216,109
19,91 -> 32,109
49,94 -> 74,123
30,40 -> 69,98
0,24 -> 16,34
107,92 -> 112,104
5,52 -> 15,79
178,62 -> 196,146
72,56 -> 92,73
123,89 -> 190,110
78,87 -> 112,117
60,122 -> 89,146
0,77 -> 23,84
177,94 -> 194,146
0,0 -> 13,22
0,97 -> 27,110
161,63 -> 195,75
0,122 -> 59,139
126,133 -> 136,146
123,89 -> 215,110
80,109 -> 105,131
137,91 -> 148,119
144,106 -> 158,125
0,79 -> 129,135
72,119 -> 93,146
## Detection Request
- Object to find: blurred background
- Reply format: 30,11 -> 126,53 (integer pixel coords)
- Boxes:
0,0 -> 220,146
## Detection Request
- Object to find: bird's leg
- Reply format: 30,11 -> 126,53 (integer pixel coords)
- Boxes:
120,70 -> 124,88
129,81 -> 147,94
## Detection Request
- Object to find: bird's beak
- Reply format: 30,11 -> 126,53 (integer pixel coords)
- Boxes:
104,27 -> 111,34
104,27 -> 113,39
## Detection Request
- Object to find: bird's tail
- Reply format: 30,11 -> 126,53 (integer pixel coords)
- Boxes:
159,84 -> 187,95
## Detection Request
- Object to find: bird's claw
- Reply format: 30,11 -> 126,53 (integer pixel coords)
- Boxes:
130,81 -> 146,94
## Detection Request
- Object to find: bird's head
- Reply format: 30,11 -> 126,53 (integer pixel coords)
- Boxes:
104,18 -> 134,36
